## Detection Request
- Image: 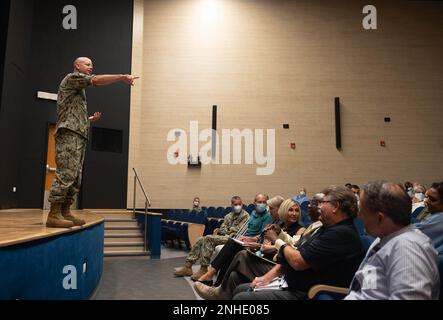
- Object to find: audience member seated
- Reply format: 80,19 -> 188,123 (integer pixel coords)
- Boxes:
208,195 -> 285,269
415,181 -> 443,254
232,185 -> 364,300
411,184 -> 426,215
404,181 -> 414,198
194,197 -> 316,299
345,181 -> 439,300
174,196 -> 249,280
292,187 -> 309,204
351,184 -> 360,202
193,194 -> 273,287
191,197 -> 203,213
271,193 -> 324,249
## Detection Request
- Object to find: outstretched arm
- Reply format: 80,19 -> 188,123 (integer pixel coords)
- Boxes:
91,74 -> 139,86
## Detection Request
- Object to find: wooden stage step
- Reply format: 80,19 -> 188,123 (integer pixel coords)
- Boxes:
104,225 -> 141,230
104,236 -> 143,242
105,233 -> 143,238
104,248 -> 149,257
104,241 -> 144,247
96,210 -> 149,257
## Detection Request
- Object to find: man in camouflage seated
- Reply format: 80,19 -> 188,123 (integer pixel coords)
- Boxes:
174,196 -> 249,281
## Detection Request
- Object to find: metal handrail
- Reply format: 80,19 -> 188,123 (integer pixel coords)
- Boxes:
132,168 -> 151,252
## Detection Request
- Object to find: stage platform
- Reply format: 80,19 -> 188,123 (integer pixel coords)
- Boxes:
0,209 -> 104,248
0,209 -> 105,300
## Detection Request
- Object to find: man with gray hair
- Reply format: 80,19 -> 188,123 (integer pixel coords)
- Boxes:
232,186 -> 364,300
345,181 -> 440,300
47,57 -> 138,228
174,196 -> 249,281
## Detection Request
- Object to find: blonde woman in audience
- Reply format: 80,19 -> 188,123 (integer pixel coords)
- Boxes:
194,198 -> 309,299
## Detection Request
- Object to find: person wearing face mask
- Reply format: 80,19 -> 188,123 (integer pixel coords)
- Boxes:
194,198 -> 307,300
232,186 -> 364,301
405,181 -> 414,198
411,185 -> 426,217
292,188 -> 309,204
191,197 -> 202,213
193,194 -> 273,287
174,196 -> 249,281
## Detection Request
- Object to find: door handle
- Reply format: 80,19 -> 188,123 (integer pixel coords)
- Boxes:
46,164 -> 56,172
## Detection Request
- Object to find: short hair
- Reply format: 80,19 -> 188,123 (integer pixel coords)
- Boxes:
345,183 -> 352,188
404,181 -> 413,189
193,197 -> 200,201
412,184 -> 426,194
231,195 -> 242,203
362,181 -> 411,226
311,192 -> 325,204
430,182 -> 443,201
351,185 -> 360,190
278,199 -> 302,224
322,185 -> 358,218
254,193 -> 269,202
267,195 -> 284,208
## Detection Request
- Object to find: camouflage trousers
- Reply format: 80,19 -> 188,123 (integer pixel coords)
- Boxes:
48,129 -> 87,204
186,234 -> 230,266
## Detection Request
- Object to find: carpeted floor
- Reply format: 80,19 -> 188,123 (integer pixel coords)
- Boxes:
93,256 -> 198,300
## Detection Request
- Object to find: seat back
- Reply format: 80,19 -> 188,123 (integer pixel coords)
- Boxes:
353,217 -> 365,236
206,207 -> 216,218
246,204 -> 255,214
298,200 -> 311,227
439,255 -> 443,300
214,207 -> 224,218
411,206 -> 425,220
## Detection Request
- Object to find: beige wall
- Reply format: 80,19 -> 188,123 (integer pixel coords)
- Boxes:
128,0 -> 443,209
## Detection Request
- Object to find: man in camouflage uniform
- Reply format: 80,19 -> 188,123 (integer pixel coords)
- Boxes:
47,57 -> 138,228
174,196 -> 249,281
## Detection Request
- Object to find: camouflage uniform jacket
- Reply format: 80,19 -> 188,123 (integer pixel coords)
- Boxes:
218,209 -> 249,237
56,72 -> 95,139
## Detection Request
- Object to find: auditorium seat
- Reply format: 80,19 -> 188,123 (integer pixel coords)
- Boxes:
439,255 -> 443,300
411,206 -> 425,223
246,204 -> 255,214
161,209 -> 208,249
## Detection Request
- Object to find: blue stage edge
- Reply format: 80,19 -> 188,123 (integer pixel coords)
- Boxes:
0,222 -> 104,300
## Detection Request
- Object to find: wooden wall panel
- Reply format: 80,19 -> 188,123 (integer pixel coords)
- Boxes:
128,0 -> 443,209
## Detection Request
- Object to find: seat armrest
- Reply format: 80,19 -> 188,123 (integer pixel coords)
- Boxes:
308,284 -> 348,299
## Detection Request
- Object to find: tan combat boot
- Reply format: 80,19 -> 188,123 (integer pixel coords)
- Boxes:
61,202 -> 86,226
174,261 -> 194,277
46,203 -> 74,228
191,265 -> 208,281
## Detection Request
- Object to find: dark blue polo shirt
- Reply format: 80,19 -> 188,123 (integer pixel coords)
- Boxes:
279,218 -> 364,293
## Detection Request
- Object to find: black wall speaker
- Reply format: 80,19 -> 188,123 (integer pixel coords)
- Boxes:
212,105 -> 217,160
212,105 -> 217,131
335,97 -> 342,150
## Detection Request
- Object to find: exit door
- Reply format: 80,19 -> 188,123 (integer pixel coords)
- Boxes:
43,125 -> 78,209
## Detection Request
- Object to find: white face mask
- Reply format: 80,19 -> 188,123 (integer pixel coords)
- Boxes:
414,192 -> 424,202
233,205 -> 242,213
407,189 -> 413,198
299,191 -> 306,196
